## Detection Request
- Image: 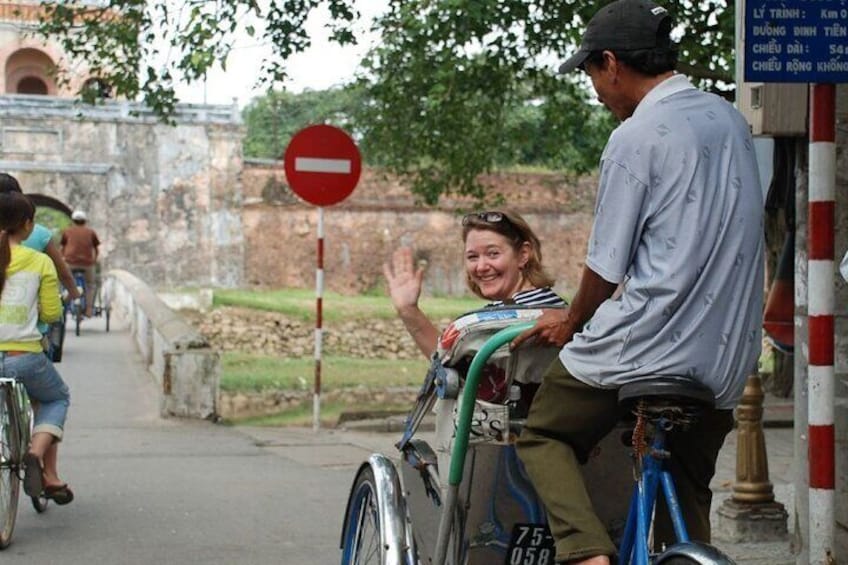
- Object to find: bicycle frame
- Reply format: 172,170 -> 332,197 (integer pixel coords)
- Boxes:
617,418 -> 688,565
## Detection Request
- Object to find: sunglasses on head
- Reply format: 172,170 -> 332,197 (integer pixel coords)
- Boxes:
461,211 -> 505,226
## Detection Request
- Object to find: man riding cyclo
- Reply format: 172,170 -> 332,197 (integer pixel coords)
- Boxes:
60,210 -> 101,319
511,2 -> 764,564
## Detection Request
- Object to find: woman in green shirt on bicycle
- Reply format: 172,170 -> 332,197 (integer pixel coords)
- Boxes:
0,192 -> 73,505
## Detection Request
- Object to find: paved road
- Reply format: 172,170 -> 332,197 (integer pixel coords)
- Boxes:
4,316 -> 384,564
1,315 -> 796,564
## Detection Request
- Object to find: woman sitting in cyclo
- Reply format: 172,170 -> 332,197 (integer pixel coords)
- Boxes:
0,193 -> 73,505
385,209 -> 565,413
384,209 -> 565,358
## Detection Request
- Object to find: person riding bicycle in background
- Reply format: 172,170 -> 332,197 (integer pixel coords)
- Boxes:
0,192 -> 73,505
383,208 -> 565,359
511,1 -> 764,564
0,174 -> 80,304
61,210 -> 100,318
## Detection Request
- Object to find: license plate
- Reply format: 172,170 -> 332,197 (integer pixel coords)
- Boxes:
505,523 -> 555,565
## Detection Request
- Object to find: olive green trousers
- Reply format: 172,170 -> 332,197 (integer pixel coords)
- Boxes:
516,359 -> 734,562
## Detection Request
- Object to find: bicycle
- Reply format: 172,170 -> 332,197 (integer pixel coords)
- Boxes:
341,311 -> 632,565
0,376 -> 47,548
68,268 -> 111,336
617,377 -> 733,565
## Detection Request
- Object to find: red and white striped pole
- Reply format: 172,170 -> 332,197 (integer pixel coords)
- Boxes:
313,207 -> 325,431
807,83 -> 836,565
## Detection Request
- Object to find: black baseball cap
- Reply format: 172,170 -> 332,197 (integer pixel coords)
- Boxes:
558,0 -> 672,74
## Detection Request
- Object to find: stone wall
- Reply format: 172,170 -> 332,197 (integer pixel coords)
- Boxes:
0,95 -> 593,296
183,306 -> 428,360
241,161 -> 596,297
108,270 -> 220,420
218,387 -> 420,422
0,95 -> 245,288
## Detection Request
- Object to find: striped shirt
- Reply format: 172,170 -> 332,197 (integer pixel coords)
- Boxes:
488,287 -> 565,308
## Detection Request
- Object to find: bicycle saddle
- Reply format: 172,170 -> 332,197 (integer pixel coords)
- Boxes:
617,375 -> 715,410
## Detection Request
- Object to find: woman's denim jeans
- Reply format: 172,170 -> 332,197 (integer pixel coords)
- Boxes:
0,352 -> 70,440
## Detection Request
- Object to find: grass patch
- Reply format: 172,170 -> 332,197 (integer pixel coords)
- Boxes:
220,353 -> 428,392
214,287 -> 480,322
226,400 -> 412,427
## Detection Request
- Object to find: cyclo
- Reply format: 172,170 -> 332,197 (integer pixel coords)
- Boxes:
339,305 -> 735,565
340,306 -> 633,565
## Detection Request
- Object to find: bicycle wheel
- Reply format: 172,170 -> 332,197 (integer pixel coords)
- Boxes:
105,306 -> 111,332
74,301 -> 82,337
655,541 -> 735,565
340,466 -> 384,565
0,386 -> 21,548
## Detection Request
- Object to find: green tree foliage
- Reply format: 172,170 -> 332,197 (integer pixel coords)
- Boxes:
242,87 -> 365,159
36,0 -> 733,203
243,84 -> 614,179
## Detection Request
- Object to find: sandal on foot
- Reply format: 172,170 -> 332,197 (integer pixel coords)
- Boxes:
22,453 -> 43,497
44,484 -> 74,505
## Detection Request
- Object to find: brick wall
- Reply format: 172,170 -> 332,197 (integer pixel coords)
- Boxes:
241,161 -> 596,297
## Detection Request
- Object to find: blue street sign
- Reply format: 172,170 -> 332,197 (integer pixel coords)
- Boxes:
745,0 -> 848,83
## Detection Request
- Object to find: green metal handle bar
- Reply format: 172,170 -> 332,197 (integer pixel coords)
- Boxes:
447,321 -> 535,486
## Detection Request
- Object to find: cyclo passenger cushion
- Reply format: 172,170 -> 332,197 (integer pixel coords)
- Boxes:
436,306 -> 562,404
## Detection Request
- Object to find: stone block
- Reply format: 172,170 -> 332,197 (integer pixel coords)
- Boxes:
716,499 -> 789,543
161,349 -> 220,419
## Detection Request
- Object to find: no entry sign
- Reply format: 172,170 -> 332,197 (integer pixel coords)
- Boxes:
283,124 -> 362,206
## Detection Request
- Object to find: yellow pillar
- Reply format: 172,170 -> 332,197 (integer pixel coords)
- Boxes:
715,374 -> 787,542
732,374 -> 776,503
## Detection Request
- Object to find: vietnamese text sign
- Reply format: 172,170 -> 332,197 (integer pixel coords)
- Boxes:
745,0 -> 848,83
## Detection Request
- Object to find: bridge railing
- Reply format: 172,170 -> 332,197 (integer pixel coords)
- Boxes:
104,269 -> 220,420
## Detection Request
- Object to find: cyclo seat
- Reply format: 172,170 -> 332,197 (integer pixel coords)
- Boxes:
618,375 -> 715,426
618,375 -> 715,407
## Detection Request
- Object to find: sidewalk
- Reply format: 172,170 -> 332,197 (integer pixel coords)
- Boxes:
710,426 -> 795,564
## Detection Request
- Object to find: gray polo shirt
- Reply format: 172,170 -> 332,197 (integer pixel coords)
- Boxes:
562,74 -> 764,409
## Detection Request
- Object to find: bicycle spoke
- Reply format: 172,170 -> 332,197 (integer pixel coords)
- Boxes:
353,489 -> 381,565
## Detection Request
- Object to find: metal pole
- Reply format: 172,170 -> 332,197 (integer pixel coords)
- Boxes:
313,207 -> 324,431
807,83 -> 836,565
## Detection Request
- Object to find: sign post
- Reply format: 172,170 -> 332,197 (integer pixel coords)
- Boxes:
284,124 -> 362,431
744,3 -> 845,563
